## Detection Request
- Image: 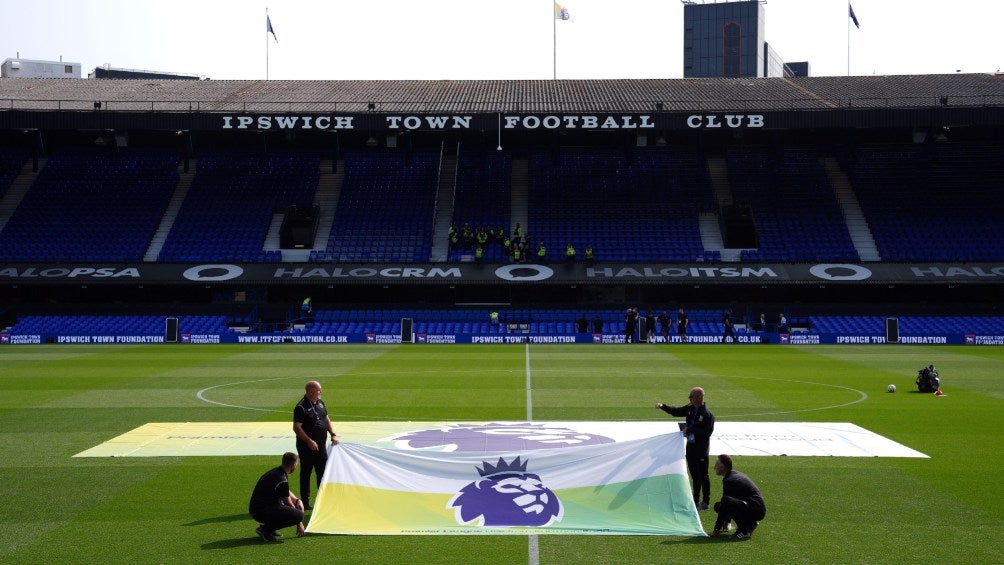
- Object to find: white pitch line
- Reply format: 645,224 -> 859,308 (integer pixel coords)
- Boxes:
525,342 -> 534,422
195,376 -> 297,412
526,342 -> 539,565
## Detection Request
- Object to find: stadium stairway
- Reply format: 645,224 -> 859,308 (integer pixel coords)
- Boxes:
706,156 -> 734,206
823,157 -> 881,261
0,158 -> 44,233
509,158 -> 529,236
704,157 -> 744,261
145,161 -> 195,262
429,149 -> 458,262
269,158 -> 344,263
698,211 -> 738,261
263,212 -> 283,248
308,159 -> 344,253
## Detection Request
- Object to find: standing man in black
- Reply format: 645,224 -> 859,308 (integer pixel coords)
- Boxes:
721,310 -> 737,343
644,310 -> 657,343
710,454 -> 766,540
658,310 -> 671,342
592,313 -> 603,334
293,380 -> 339,510
576,313 -> 590,333
249,452 -> 307,541
624,307 -> 638,343
656,387 -> 715,510
677,307 -> 689,343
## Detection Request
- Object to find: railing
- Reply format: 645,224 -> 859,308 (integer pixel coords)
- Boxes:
3,95 -> 1004,113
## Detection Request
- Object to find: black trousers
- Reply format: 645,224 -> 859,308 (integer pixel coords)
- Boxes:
714,496 -> 766,533
298,446 -> 327,505
686,452 -> 711,504
251,504 -> 304,533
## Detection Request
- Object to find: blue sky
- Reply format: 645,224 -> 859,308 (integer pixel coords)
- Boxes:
3,0 -> 1001,80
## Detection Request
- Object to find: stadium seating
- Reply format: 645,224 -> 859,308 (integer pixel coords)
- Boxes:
449,150 -> 512,262
2,142 -> 1001,265
7,309 -> 1001,339
0,149 -> 179,261
728,147 -> 859,262
316,149 -> 438,262
0,147 -> 29,199
297,308 -> 729,336
157,151 -> 319,262
9,314 -> 232,336
527,147 -> 716,262
844,142 -> 1004,261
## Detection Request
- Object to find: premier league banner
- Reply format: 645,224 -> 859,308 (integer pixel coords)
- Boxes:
307,432 -> 703,536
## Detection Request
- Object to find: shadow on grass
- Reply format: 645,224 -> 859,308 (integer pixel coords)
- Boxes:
183,513 -> 249,527
659,535 -> 735,546
202,537 -> 277,550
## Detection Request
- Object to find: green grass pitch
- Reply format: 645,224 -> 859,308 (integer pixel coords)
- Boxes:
0,344 -> 1001,564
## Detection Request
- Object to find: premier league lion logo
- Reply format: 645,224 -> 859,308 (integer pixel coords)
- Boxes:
387,422 -> 614,452
448,456 -> 563,528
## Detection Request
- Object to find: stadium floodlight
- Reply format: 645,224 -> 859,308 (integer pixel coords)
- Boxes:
367,102 -> 376,110
93,101 -> 102,110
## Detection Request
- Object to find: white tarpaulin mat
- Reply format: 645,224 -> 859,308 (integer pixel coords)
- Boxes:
74,421 -> 927,458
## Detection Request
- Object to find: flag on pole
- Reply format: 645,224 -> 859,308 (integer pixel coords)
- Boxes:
306,432 -> 704,536
554,2 -> 572,21
848,4 -> 860,29
267,14 -> 278,42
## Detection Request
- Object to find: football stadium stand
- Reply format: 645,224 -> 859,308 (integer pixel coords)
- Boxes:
0,73 -> 1001,343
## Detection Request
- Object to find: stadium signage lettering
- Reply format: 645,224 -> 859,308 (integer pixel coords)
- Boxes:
219,114 -> 659,131
183,264 -> 244,282
584,266 -> 777,279
503,115 -> 655,130
272,266 -> 462,279
686,114 -> 765,129
0,267 -> 139,279
910,266 -> 1004,278
385,116 -> 472,129
972,336 -> 1004,345
495,264 -> 555,282
898,336 -> 948,344
221,115 -> 356,130
837,336 -> 885,344
809,264 -> 873,281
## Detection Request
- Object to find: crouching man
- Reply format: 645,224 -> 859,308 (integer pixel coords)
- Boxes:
710,454 -> 766,540
249,452 -> 307,541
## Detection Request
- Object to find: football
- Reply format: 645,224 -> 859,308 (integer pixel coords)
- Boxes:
887,384 -> 896,393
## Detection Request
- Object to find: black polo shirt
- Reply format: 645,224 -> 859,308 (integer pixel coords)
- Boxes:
294,396 -> 330,447
248,466 -> 290,514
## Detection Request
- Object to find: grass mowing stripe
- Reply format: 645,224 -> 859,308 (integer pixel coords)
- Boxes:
0,344 -> 1001,564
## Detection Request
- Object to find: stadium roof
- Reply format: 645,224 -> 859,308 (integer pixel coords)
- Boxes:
0,74 -> 1001,114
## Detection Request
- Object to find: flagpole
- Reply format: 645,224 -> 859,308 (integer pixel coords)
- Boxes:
553,6 -> 557,80
266,7 -> 270,80
846,2 -> 850,76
